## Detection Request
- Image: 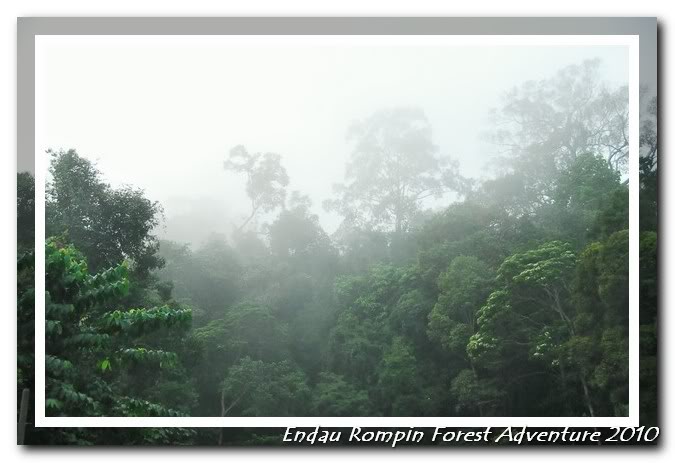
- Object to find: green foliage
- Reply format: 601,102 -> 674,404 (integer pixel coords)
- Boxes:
17,172 -> 35,252
195,302 -> 289,363
156,237 -> 242,323
450,369 -> 503,416
311,372 -> 372,416
638,231 -> 657,425
499,240 -> 576,288
219,357 -> 310,416
20,238 -> 196,444
428,256 -> 493,353
46,149 -> 163,277
376,337 -> 423,416
541,152 -> 624,243
102,305 -> 192,336
268,192 -> 333,260
328,265 -> 417,383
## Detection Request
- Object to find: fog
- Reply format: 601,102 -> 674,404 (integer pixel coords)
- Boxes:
29,34 -> 657,427
36,36 -> 628,245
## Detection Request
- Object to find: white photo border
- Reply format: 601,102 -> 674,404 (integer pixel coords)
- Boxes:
34,33 -> 640,428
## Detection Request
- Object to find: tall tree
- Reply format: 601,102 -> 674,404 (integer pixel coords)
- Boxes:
639,90 -> 658,232
570,230 -> 630,417
489,59 -> 629,195
428,255 -> 493,368
468,241 -> 607,417
325,107 -> 465,234
223,145 -> 289,232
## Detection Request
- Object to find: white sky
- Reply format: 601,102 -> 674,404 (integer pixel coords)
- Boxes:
35,36 -> 628,243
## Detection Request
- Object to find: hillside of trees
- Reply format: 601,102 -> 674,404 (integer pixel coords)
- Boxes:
17,60 -> 657,445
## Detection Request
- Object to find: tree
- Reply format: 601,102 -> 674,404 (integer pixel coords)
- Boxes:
218,357 -> 309,421
311,372 -> 372,416
450,369 -> 504,417
428,256 -> 494,353
376,337 -> 422,416
638,231 -> 657,425
468,241 -> 593,416
327,264 -> 420,385
325,107 -> 465,234
191,302 -> 289,416
639,90 -> 658,233
17,172 -> 35,252
427,255 -> 495,416
639,89 -> 658,163
539,152 -> 623,243
157,236 -> 242,323
268,192 -> 331,258
20,237 -> 194,444
570,230 -> 630,417
489,59 -> 629,175
219,357 -> 309,417
223,145 -> 289,232
46,149 -> 163,278
216,357 -> 309,444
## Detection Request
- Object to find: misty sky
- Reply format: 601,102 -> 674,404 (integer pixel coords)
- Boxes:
35,36 -> 628,244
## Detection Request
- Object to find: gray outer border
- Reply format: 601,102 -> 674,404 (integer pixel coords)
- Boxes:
17,17 -> 656,173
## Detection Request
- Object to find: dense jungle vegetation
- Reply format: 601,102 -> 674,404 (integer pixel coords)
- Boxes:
17,60 -> 657,444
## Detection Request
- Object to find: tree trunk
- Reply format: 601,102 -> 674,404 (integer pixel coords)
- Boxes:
548,287 -> 595,417
470,363 -> 484,417
218,387 -> 249,445
217,389 -> 226,446
236,205 -> 258,233
580,375 -> 596,417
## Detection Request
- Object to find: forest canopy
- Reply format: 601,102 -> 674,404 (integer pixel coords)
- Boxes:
17,58 -> 657,445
